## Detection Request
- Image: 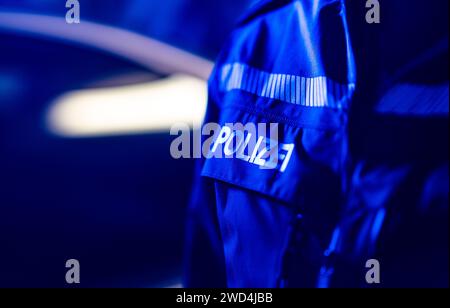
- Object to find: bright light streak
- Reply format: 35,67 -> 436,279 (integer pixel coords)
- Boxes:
47,75 -> 207,137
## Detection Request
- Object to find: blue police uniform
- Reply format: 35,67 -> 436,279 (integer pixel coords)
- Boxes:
185,0 -> 449,288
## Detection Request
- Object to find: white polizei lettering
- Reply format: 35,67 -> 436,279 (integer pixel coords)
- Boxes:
236,132 -> 252,162
253,145 -> 268,167
280,143 -> 295,173
224,130 -> 245,156
211,126 -> 232,154
202,124 -> 296,172
223,131 -> 236,156
249,136 -> 265,163
260,139 -> 279,170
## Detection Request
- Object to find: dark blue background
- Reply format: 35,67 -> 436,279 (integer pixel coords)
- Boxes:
0,0 -> 251,287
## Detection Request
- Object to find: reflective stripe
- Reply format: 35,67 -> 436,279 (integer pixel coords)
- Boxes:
220,63 -> 355,109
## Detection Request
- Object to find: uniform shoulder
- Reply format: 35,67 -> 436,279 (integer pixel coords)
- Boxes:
238,0 -> 294,26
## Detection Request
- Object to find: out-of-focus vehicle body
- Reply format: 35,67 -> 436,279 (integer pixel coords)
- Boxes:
0,1 -> 250,287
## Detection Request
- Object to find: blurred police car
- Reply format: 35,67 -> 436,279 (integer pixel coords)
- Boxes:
0,7 -> 215,287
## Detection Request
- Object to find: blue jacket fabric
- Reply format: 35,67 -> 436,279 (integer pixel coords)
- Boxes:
185,0 -> 449,288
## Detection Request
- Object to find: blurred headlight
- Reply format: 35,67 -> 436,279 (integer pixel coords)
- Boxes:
47,74 -> 207,137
